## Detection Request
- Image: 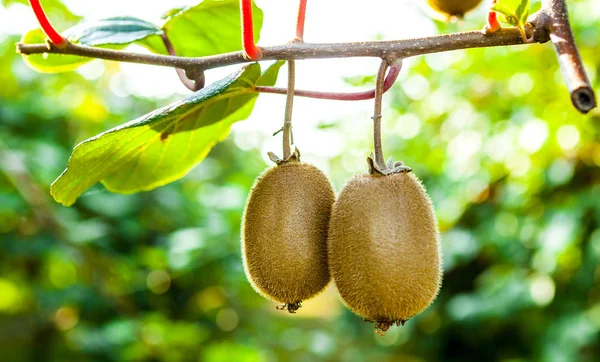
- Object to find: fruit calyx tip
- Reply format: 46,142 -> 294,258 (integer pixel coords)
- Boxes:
367,154 -> 412,176
365,318 -> 408,335
268,147 -> 301,165
275,301 -> 302,314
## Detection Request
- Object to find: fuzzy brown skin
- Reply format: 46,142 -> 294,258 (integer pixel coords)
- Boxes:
426,0 -> 482,17
328,172 -> 441,322
242,161 -> 335,305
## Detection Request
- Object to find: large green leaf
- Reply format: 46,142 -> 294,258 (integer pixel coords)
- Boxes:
51,61 -> 284,206
21,17 -> 165,73
162,0 -> 263,57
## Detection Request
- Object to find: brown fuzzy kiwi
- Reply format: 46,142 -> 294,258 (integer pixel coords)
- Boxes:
328,170 -> 441,331
242,152 -> 335,313
426,0 -> 482,18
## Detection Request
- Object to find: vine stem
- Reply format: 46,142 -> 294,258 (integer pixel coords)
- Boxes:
283,61 -> 296,159
28,0 -> 67,47
296,0 -> 308,40
255,60 -> 401,101
372,59 -> 390,171
161,33 -> 204,91
240,0 -> 263,60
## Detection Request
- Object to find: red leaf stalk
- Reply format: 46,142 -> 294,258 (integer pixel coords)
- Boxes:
296,0 -> 308,40
28,0 -> 67,47
240,0 -> 263,60
487,0 -> 501,32
255,60 -> 402,101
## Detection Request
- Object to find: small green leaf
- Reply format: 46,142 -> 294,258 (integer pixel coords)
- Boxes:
20,17 -> 164,73
516,0 -> 530,25
162,0 -> 263,57
161,7 -> 184,20
256,60 -> 285,86
492,0 -> 530,27
51,62 -> 283,206
343,74 -> 376,87
492,0 -> 530,42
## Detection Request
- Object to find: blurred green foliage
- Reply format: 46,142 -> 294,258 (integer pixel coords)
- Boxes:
1,0 -> 599,361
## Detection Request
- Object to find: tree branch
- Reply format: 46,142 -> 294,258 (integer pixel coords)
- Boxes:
372,60 -> 390,171
17,28 -> 529,72
15,5 -> 596,113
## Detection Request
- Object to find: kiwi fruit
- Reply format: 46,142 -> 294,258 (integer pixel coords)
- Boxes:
426,0 -> 483,18
328,164 -> 441,332
242,150 -> 335,313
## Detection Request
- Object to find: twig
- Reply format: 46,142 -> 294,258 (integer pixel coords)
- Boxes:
540,0 -> 596,113
283,61 -> 295,159
372,59 -> 390,171
255,60 -> 401,100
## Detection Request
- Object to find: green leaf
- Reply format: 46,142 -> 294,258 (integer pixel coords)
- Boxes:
51,62 -> 283,206
492,0 -> 530,27
161,7 -> 185,20
20,17 -> 164,73
162,0 -> 263,57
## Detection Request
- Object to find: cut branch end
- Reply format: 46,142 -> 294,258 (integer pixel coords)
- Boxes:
571,87 -> 597,114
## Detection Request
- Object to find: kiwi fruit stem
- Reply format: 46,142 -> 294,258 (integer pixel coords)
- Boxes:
367,154 -> 412,176
372,59 -> 389,171
283,60 -> 296,159
370,58 -> 411,176
268,147 -> 301,165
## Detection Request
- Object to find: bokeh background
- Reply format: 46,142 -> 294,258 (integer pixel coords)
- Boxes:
1,0 -> 599,361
